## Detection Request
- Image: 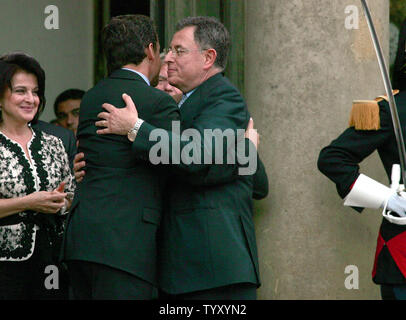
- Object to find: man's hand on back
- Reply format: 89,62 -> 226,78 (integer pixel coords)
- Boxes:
95,93 -> 139,136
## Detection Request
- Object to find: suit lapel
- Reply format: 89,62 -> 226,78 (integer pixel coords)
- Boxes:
179,73 -> 224,128
179,89 -> 201,127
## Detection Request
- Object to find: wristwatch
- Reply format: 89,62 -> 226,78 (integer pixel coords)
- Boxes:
127,118 -> 144,142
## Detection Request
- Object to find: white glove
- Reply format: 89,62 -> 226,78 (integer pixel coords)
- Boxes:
386,194 -> 406,217
344,174 -> 394,209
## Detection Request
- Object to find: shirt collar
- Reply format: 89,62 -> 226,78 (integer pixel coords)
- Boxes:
121,68 -> 150,86
185,88 -> 196,98
178,89 -> 197,108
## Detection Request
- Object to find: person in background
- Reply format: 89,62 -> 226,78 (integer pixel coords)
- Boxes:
54,88 -> 85,136
156,52 -> 183,103
0,53 -> 75,300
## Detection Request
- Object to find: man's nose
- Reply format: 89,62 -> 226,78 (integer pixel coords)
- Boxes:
164,51 -> 174,63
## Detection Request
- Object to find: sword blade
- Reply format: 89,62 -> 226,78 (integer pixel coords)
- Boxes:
360,0 -> 406,187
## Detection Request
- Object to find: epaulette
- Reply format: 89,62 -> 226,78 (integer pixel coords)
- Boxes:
349,89 -> 399,130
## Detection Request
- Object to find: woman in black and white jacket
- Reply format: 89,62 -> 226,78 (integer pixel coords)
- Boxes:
0,53 -> 75,299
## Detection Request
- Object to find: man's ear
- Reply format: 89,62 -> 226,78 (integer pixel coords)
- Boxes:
203,48 -> 217,70
145,43 -> 156,61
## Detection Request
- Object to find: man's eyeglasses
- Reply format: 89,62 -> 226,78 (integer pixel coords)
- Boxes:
164,47 -> 208,58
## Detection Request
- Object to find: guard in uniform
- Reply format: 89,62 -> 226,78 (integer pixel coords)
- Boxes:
318,90 -> 406,300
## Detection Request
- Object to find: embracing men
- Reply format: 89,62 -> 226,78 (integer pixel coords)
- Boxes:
63,14 -> 268,300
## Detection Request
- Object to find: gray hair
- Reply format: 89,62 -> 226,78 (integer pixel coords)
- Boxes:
175,16 -> 230,70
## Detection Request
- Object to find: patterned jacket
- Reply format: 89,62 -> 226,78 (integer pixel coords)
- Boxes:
0,127 -> 75,261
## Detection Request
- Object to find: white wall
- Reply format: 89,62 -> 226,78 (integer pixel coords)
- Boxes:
0,0 -> 94,121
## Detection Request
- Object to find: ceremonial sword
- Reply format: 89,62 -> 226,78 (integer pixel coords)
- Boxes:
360,0 -> 406,189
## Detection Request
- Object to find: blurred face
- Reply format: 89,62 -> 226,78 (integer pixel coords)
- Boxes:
0,70 -> 39,126
56,99 -> 80,135
156,63 -> 183,97
165,26 -> 207,93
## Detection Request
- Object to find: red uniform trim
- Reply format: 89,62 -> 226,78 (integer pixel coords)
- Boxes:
385,231 -> 406,279
372,233 -> 385,278
349,180 -> 356,190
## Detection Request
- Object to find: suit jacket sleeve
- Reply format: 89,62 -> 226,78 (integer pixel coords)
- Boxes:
253,155 -> 269,199
132,93 -> 180,166
148,94 -> 181,131
133,85 -> 247,180
183,137 -> 268,193
317,101 -> 393,210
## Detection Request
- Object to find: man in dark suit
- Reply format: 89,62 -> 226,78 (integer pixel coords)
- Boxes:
96,16 -> 268,300
61,15 -> 180,299
318,92 -> 406,299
